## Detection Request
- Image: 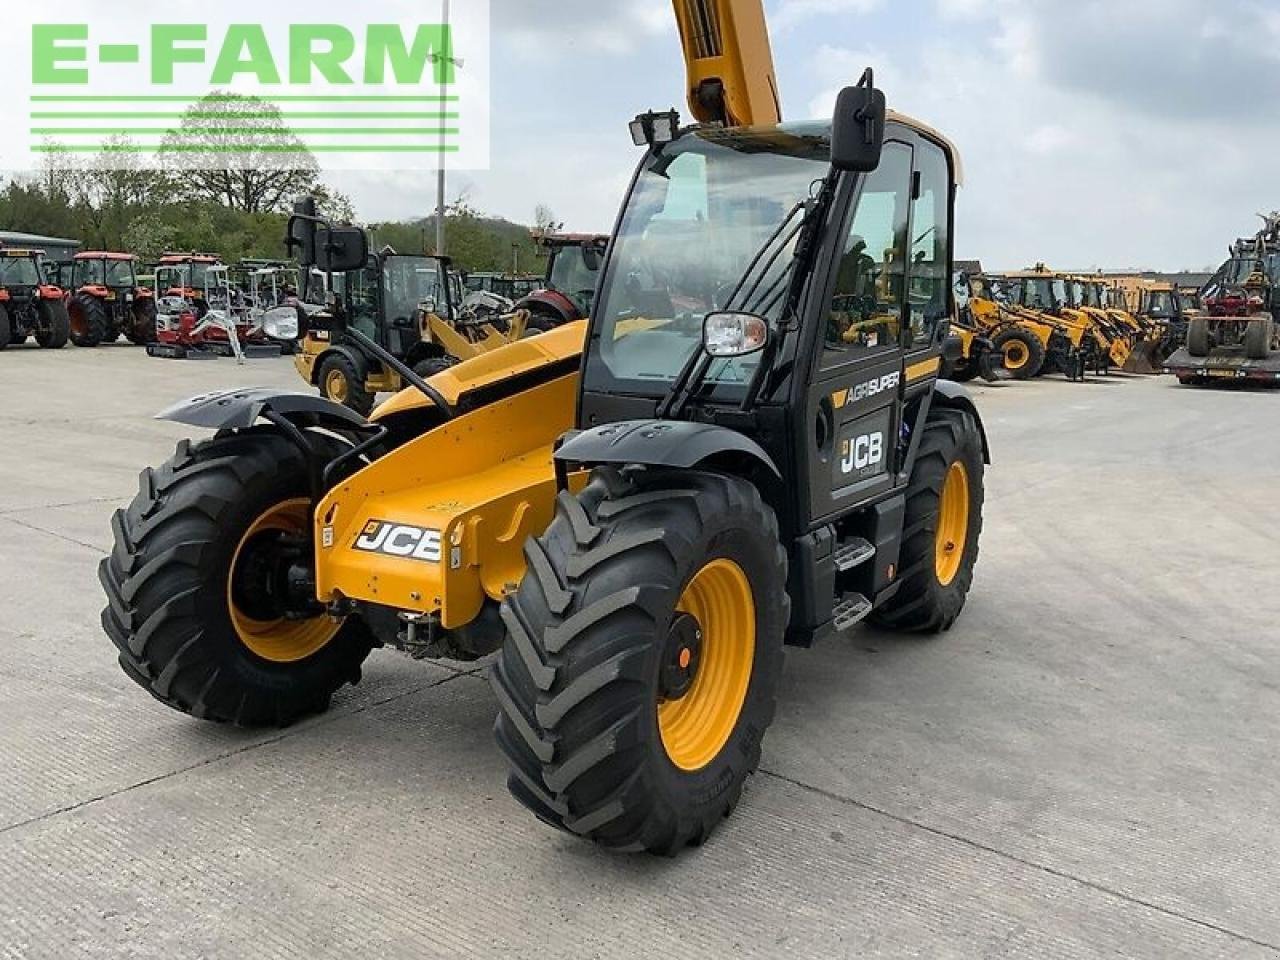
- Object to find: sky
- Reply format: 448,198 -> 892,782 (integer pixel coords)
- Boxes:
329,0 -> 1280,273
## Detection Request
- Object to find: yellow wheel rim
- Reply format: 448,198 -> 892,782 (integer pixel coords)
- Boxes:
324,367 -> 349,404
934,462 -> 971,587
658,559 -> 755,772
227,498 -> 340,663
1003,340 -> 1029,371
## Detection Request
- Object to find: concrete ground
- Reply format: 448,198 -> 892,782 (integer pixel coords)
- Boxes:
1,341 -> 1277,960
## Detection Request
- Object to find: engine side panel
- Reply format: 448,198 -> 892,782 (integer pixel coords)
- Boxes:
313,373 -> 577,628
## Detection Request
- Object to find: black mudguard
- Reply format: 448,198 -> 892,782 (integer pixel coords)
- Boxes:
555,419 -> 781,482
156,388 -> 370,431
932,380 -> 992,463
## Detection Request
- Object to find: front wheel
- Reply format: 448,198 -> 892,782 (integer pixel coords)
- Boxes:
992,327 -> 1045,380
126,298 -> 158,345
318,352 -> 375,417
69,293 -> 110,347
1244,317 -> 1274,360
870,407 -> 985,634
99,428 -> 376,726
35,298 -> 70,349
1187,317 -> 1211,357
492,468 -> 789,855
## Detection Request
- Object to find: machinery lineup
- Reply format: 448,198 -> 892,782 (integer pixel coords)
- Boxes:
0,0 -> 1259,858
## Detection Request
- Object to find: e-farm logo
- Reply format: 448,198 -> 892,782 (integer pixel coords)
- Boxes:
10,4 -> 491,172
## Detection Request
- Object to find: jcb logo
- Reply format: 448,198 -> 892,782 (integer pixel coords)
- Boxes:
841,432 -> 884,476
354,520 -> 442,563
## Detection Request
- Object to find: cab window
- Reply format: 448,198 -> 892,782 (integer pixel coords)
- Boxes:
908,141 -> 950,347
823,141 -> 912,366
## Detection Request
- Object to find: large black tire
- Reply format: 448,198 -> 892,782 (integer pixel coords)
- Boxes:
992,327 -> 1045,380
870,407 -> 984,634
99,428 -> 376,727
1187,317 -> 1211,357
0,305 -> 10,351
35,299 -> 70,349
1244,317 -> 1273,360
492,468 -> 788,855
68,293 -> 110,347
318,352 -> 375,417
126,298 -> 158,346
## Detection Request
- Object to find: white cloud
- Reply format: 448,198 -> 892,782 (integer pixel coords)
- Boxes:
771,0 -> 885,31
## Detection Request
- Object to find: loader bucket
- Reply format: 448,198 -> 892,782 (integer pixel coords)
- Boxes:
1122,338 -> 1164,374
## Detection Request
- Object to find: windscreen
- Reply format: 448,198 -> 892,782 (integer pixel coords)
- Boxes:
0,258 -> 42,286
586,125 -> 830,395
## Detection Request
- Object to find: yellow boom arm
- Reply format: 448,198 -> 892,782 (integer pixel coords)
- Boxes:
673,0 -> 782,127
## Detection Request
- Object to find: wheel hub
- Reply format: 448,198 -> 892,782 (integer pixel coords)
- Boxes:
659,613 -> 703,701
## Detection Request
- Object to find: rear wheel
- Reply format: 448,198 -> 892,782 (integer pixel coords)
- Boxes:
35,299 -> 70,349
0,305 -> 10,351
69,293 -> 110,347
1187,317 -> 1211,357
1244,317 -> 1273,360
870,407 -> 984,634
126,298 -> 158,345
492,468 -> 788,854
992,328 -> 1045,380
319,352 -> 374,417
99,428 -> 375,727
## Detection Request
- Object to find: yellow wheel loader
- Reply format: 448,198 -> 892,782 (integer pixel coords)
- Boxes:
100,5 -> 990,856
283,200 -> 532,417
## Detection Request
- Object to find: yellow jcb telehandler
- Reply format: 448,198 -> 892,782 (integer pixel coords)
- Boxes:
100,2 -> 989,855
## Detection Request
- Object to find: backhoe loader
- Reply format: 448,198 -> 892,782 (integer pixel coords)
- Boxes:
100,0 -> 989,855
967,273 -> 1091,381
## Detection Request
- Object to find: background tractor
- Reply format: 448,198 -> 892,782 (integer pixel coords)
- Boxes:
157,253 -> 223,316
1165,220 -> 1280,384
0,247 -> 70,351
512,233 -> 610,330
289,211 -> 531,416
65,252 -> 157,347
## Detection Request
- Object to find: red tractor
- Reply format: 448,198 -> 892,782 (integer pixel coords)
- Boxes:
65,251 -> 157,347
514,233 -> 609,330
157,252 -> 223,315
0,247 -> 70,350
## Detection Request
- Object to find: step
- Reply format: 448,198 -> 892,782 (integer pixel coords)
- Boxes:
833,537 -> 876,573
832,593 -> 873,632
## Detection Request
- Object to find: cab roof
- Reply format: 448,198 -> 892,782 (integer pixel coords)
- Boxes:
159,253 -> 221,264
76,251 -> 136,261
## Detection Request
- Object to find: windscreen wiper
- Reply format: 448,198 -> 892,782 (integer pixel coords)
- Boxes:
656,198 -> 812,420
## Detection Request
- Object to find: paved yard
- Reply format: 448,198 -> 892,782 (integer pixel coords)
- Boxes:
1,342 -> 1277,959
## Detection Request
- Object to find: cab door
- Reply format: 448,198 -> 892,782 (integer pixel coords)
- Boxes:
800,139 -> 915,525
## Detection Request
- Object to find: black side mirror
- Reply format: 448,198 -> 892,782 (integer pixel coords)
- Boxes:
288,197 -> 318,266
831,69 -> 886,173
316,227 -> 369,274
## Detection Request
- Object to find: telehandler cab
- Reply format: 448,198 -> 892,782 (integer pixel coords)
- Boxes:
100,3 -> 988,856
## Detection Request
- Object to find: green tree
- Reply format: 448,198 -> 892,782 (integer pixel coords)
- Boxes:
161,92 -> 321,213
